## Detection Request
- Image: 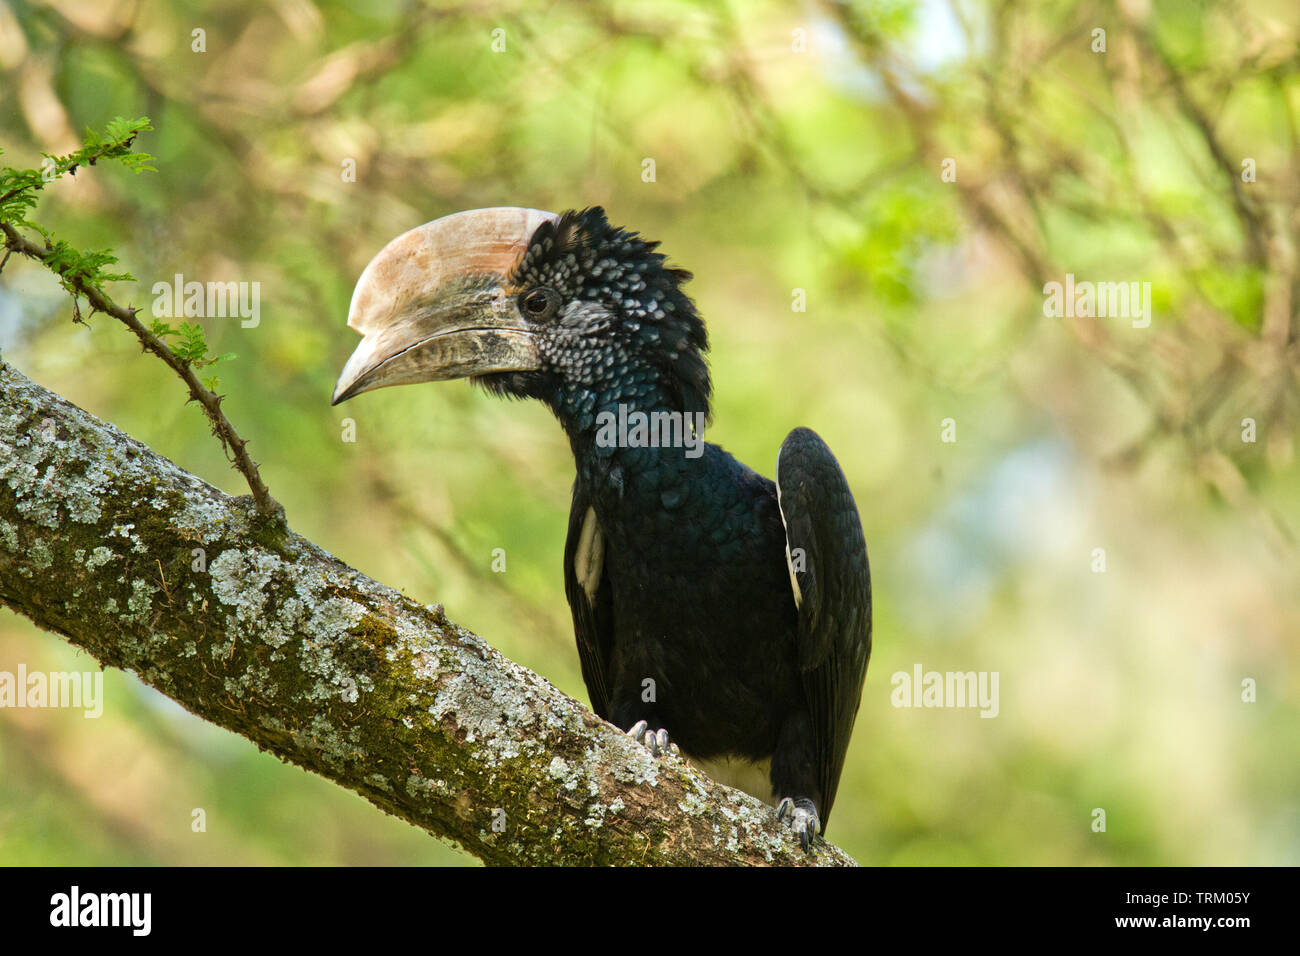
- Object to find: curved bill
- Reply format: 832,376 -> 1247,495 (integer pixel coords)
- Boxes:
331,206 -> 559,405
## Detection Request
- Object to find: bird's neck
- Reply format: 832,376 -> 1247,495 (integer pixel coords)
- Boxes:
551,381 -> 709,507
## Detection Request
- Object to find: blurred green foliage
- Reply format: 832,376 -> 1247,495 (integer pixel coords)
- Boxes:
1,0 -> 1298,865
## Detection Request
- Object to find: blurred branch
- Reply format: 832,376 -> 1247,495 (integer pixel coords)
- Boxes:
0,708 -> 164,858
813,0 -> 1298,554
362,466 -> 575,656
1132,21 -> 1268,267
0,362 -> 854,867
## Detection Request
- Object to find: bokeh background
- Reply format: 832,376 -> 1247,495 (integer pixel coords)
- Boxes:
1,0 -> 1297,865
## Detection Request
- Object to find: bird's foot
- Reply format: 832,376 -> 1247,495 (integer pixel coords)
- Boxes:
626,720 -> 679,757
776,797 -> 821,853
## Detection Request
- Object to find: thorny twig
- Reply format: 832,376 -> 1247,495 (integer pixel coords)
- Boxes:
0,221 -> 281,520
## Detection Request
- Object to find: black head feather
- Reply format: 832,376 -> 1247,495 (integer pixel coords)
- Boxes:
482,207 -> 712,429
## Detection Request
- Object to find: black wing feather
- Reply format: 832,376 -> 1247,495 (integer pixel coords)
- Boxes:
777,427 -> 872,826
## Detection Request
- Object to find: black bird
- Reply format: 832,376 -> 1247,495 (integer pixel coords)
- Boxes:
332,207 -> 871,850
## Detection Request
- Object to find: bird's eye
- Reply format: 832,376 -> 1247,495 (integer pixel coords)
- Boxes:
521,288 -> 558,319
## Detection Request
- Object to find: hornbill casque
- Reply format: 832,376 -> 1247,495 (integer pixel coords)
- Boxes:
331,207 -> 871,851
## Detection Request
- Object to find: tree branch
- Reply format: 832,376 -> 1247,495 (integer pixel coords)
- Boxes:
0,221 -> 280,520
0,360 -> 855,867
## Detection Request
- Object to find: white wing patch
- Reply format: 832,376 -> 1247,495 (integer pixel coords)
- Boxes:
574,506 -> 604,602
775,455 -> 803,610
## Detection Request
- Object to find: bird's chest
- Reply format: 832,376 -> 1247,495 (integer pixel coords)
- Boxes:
594,474 -> 785,628
588,470 -> 800,751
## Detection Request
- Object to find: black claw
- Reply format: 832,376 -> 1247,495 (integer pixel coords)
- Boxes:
775,797 -> 821,854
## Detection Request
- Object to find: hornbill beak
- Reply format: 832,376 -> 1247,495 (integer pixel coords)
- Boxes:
331,206 -> 559,405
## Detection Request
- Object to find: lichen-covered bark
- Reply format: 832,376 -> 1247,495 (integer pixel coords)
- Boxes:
0,361 -> 855,866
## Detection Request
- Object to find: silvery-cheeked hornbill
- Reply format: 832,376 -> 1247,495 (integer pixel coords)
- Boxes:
331,207 -> 871,850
